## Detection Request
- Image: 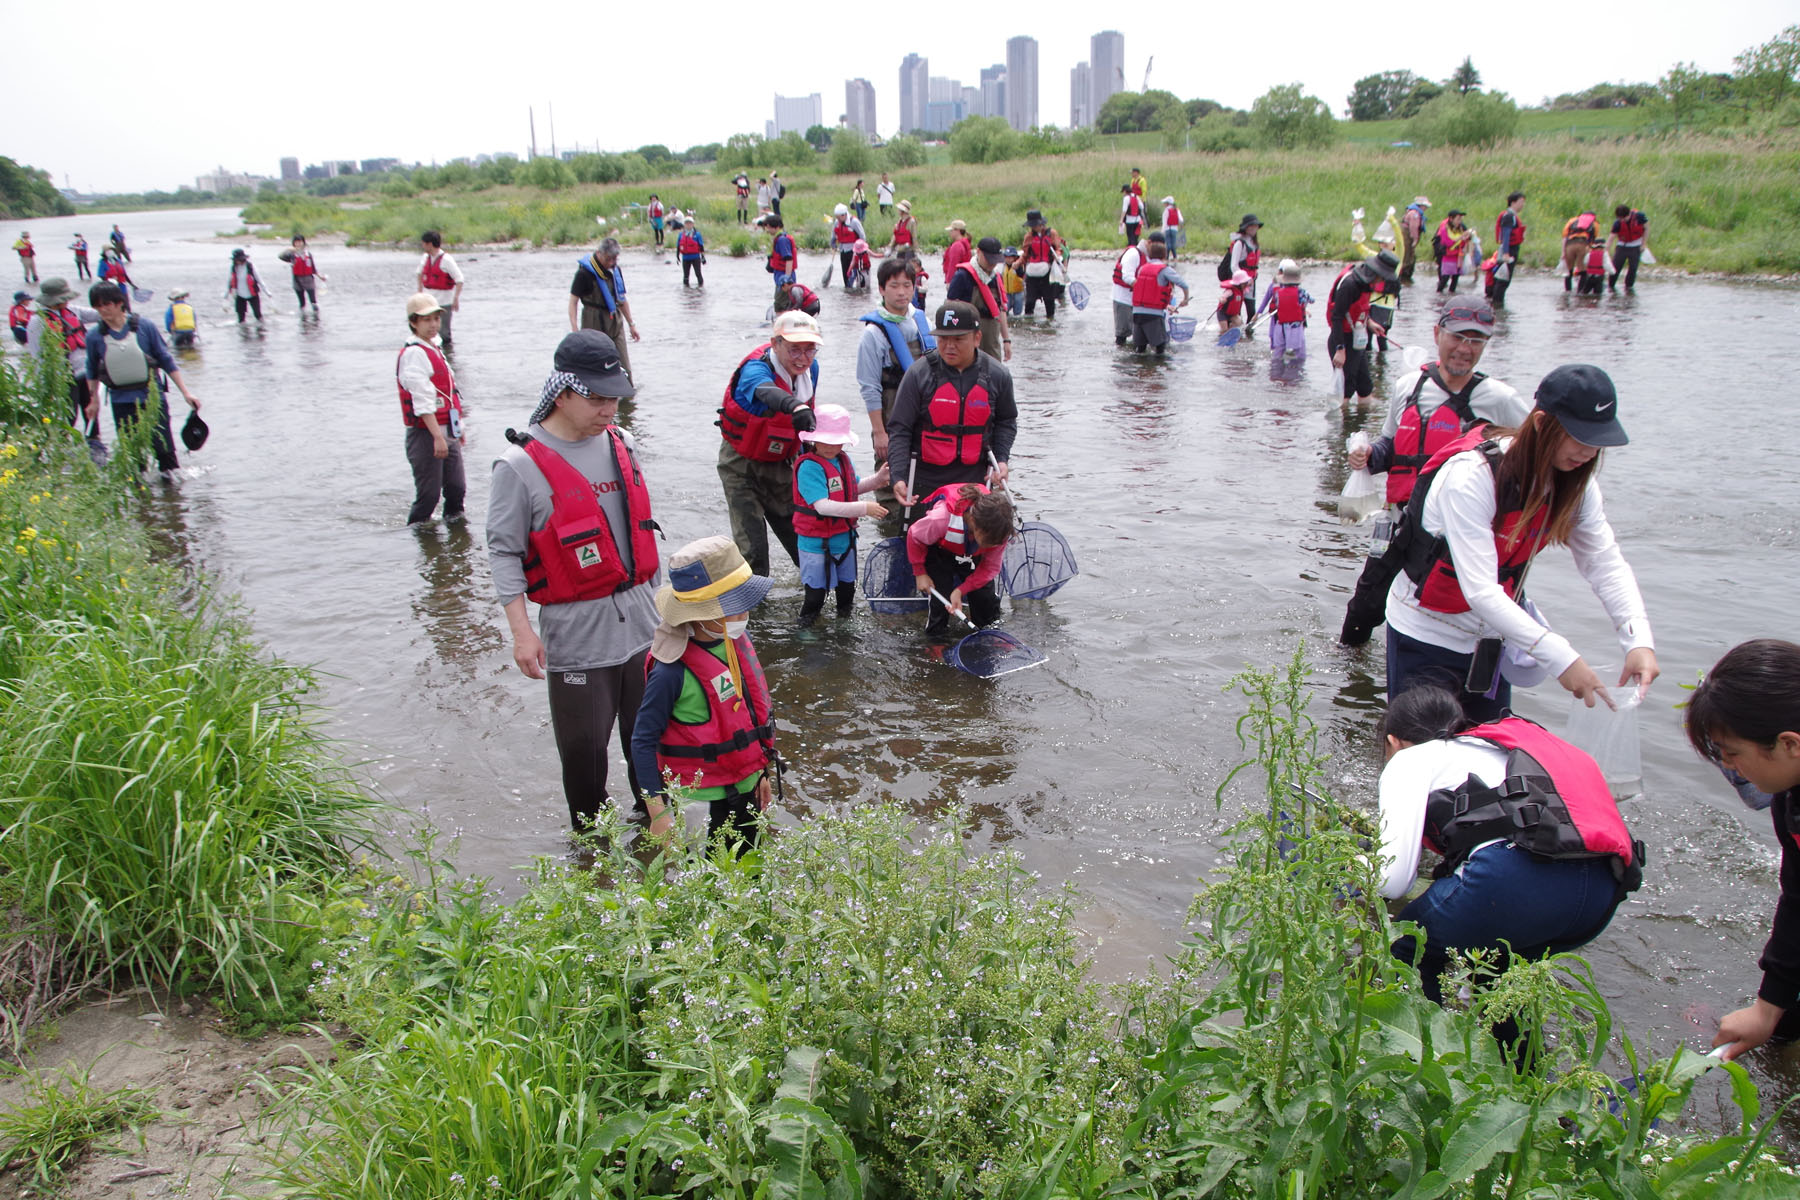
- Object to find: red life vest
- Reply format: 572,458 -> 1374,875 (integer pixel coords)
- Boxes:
648,201 -> 664,218
918,353 -> 994,468
892,218 -> 915,246
1124,194 -> 1142,220
1234,234 -> 1260,274
791,451 -> 859,538
719,344 -> 808,462
1424,716 -> 1642,882
40,307 -> 86,352
651,637 -> 774,791
1387,365 -> 1485,504
8,303 -> 30,329
1327,264 -> 1371,328
954,263 -> 1002,319
1564,213 -> 1597,241
1616,212 -> 1647,243
832,220 -> 859,246
517,429 -> 660,605
1495,211 -> 1527,249
1025,230 -> 1058,264
1584,245 -> 1608,274
1272,282 -> 1306,324
1131,259 -> 1173,309
1163,202 -> 1182,228
1112,247 -> 1140,288
420,252 -> 455,291
921,483 -> 989,556
394,340 -> 461,429
678,232 -> 701,255
1403,431 -> 1550,614
766,235 -> 795,274
782,283 -> 820,315
290,252 -> 317,278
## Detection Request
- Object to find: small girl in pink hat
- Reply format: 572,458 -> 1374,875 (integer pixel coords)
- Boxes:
791,403 -> 888,625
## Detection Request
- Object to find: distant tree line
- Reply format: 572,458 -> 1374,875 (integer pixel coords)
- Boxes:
1,158 -> 74,219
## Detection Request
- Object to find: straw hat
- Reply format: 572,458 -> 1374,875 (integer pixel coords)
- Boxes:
897,199 -> 912,214
653,536 -> 773,626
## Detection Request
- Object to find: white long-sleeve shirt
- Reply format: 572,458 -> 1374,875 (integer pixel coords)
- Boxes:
1110,245 -> 1145,307
1384,437 -> 1653,679
1378,370 -> 1529,440
397,335 -> 455,421
1376,738 -> 1511,899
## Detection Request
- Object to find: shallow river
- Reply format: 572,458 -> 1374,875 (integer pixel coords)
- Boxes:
6,206 -> 1800,1117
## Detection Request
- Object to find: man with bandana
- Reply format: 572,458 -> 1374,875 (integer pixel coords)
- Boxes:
486,329 -> 662,833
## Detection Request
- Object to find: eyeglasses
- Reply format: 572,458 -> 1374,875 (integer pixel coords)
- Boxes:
1441,330 -> 1489,348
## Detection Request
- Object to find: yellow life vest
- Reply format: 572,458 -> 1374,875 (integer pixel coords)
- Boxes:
171,303 -> 196,332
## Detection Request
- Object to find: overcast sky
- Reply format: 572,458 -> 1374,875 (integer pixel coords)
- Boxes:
8,0 -> 1793,193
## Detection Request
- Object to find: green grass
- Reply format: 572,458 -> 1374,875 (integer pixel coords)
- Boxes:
0,1064 -> 158,1189
0,350 -> 384,1041
241,127 -> 1800,274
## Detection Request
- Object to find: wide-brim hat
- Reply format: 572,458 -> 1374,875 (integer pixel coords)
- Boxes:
897,200 -> 912,213
36,278 -> 77,307
653,535 -> 774,625
1535,364 -> 1627,448
798,403 -> 859,448
169,288 -> 191,302
1239,213 -> 1263,230
180,410 -> 209,452
1362,250 -> 1400,282
1413,195 -> 1432,207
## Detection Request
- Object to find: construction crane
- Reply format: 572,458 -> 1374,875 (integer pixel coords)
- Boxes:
1141,56 -> 1153,93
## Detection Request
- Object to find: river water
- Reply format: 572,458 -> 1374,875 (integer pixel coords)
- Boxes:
6,206 -> 1800,1118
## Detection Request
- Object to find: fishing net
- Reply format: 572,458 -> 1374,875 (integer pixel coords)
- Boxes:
862,536 -> 926,614
1067,281 -> 1091,310
945,629 -> 1047,678
1000,522 -> 1079,601
1168,315 -> 1198,342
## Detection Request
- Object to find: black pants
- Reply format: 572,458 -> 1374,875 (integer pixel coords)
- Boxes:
1131,312 -> 1168,354
800,582 -> 857,623
682,259 -> 705,286
708,785 -> 762,851
404,425 -> 466,523
294,276 -> 318,309
111,396 -> 179,473
840,249 -> 854,281
234,294 -> 263,322
1327,333 -> 1374,399
1610,245 -> 1642,290
1124,222 -> 1141,247
75,255 -> 91,280
1023,273 -> 1057,318
737,199 -> 749,224
923,545 -> 1001,638
547,661 -> 647,831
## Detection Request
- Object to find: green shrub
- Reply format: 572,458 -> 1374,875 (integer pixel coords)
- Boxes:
1408,89 -> 1523,148
883,136 -> 926,168
1251,83 -> 1338,149
949,115 -> 1022,164
829,135 -> 876,176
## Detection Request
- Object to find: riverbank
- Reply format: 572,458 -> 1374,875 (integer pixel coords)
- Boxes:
238,132 -> 1800,275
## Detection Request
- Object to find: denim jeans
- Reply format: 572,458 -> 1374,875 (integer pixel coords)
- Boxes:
1392,842 -> 1622,1002
1386,627 -> 1512,722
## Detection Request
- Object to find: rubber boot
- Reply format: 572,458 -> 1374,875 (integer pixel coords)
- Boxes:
799,586 -> 826,627
835,581 -> 856,616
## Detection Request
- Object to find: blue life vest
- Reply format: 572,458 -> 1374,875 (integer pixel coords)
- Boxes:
858,309 -> 935,373
576,257 -> 624,314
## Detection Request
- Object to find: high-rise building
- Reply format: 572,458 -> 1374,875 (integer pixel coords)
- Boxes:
279,156 -> 300,182
771,93 -> 824,138
1005,35 -> 1037,131
979,64 -> 1007,120
1070,62 -> 1092,128
845,79 -> 877,135
899,53 -> 928,134
928,75 -> 959,104
1090,30 -> 1125,126
961,86 -> 981,119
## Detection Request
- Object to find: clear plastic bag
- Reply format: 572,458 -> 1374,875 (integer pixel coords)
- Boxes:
1564,681 -> 1643,800
1339,433 -> 1384,523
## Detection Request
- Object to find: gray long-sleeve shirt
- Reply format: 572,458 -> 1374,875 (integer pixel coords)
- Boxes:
487,422 -> 661,672
855,315 -> 927,414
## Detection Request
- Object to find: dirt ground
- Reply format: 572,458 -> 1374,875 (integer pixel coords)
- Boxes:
0,990 -> 332,1199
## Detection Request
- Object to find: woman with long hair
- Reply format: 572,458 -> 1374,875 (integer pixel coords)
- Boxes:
1384,363 -> 1658,720
1685,639 -> 1800,1059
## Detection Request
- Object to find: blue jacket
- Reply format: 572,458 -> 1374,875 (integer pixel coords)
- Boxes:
85,316 -> 177,400
734,351 -> 819,415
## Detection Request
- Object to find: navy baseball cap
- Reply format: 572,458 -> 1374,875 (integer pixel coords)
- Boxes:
1535,364 -> 1627,447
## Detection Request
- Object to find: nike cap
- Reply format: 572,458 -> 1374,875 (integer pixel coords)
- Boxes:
1534,363 -> 1626,447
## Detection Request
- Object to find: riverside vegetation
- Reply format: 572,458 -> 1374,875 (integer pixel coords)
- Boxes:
0,354 -> 1796,1193
238,130 -> 1800,277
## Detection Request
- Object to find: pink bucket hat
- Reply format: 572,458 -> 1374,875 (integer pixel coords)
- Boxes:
797,403 -> 859,449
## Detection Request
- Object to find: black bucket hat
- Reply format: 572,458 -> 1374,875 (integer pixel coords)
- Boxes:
180,410 -> 210,452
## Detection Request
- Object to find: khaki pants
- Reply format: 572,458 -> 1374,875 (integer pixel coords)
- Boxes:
717,443 -> 798,576
583,306 -> 633,380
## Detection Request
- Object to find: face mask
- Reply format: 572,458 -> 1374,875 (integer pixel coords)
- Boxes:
722,618 -> 749,640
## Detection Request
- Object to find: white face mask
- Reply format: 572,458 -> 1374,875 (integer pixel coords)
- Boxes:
722,618 -> 749,640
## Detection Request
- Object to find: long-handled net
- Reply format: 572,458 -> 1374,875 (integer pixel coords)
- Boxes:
863,536 -> 926,614
1000,522 -> 1079,600
945,629 -> 1048,677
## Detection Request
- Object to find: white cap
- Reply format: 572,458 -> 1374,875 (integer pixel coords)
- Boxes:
833,203 -> 849,216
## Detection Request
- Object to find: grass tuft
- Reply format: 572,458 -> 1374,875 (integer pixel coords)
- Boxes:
0,1064 -> 158,1189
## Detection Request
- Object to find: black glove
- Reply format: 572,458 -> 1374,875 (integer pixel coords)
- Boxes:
789,405 -> 816,433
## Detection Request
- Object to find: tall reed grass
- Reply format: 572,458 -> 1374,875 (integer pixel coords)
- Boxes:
242,132 -> 1800,274
0,352 -> 382,1044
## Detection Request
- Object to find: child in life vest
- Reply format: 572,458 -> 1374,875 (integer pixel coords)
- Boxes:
675,218 -> 707,288
792,404 -> 888,626
8,292 -> 29,346
1578,242 -> 1607,296
631,536 -> 779,851
1215,269 -> 1253,334
1684,639 -> 1800,1060
163,289 -> 199,348
907,483 -> 1016,639
1000,247 -> 1026,316
1257,260 -> 1312,357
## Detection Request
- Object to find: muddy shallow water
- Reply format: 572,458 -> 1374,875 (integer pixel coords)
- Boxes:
6,206 -> 1800,1117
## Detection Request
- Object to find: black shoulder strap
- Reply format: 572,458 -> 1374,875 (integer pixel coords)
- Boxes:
1425,366 -> 1487,425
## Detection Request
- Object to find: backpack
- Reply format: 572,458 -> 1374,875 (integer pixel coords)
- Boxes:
777,181 -> 787,200
1216,244 -> 1234,282
1431,230 -> 1447,260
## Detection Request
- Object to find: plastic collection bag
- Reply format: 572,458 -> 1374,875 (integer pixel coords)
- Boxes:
1339,433 -> 1384,523
1640,247 -> 1656,265
1564,682 -> 1643,800
1327,366 -> 1345,399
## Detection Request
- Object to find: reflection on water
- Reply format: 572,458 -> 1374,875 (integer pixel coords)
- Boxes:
14,206 -> 1800,1133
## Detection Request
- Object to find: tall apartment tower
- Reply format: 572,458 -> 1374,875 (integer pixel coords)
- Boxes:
979,64 -> 1007,120
845,79 -> 877,135
898,53 -> 929,135
1069,63 -> 1092,128
1004,35 -> 1037,131
1090,30 -> 1125,123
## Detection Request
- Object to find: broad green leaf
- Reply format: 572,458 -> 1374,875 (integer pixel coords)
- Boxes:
1438,1097 -> 1531,1180
766,1097 -> 862,1200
